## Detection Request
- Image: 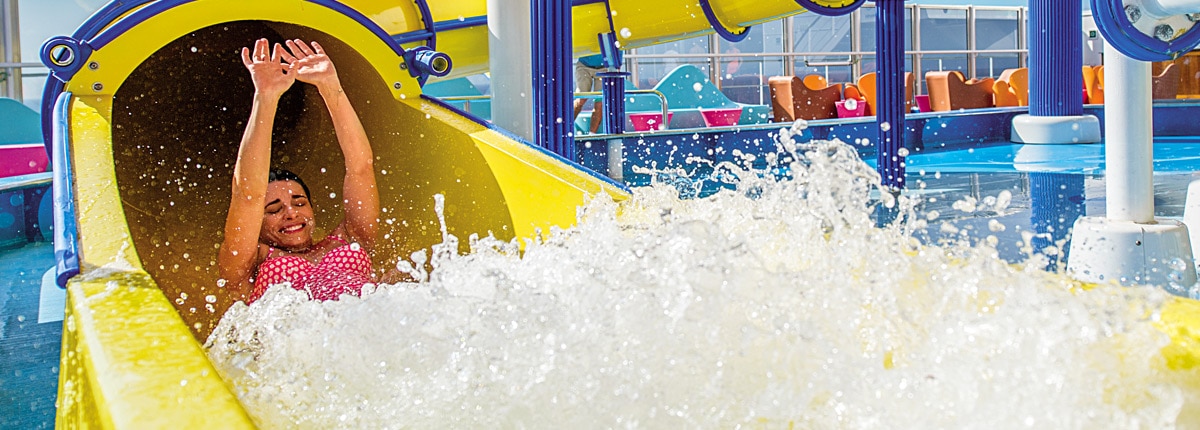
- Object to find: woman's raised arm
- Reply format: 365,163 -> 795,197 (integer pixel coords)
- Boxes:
284,39 -> 379,252
218,39 -> 295,299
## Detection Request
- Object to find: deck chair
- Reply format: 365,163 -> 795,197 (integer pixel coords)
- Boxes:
857,72 -> 916,115
1084,65 -> 1104,104
993,67 -> 1028,107
844,83 -> 862,101
768,75 -> 843,121
924,71 -> 995,111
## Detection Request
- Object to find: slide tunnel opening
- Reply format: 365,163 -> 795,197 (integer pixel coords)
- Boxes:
110,20 -> 513,339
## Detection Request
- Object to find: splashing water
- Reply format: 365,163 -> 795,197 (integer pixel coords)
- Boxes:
206,135 -> 1195,429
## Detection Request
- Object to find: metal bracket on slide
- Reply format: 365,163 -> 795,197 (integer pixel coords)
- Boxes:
1091,0 -> 1200,60
403,46 -> 453,86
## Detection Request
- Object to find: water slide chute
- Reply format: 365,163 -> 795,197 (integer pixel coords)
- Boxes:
41,0 -> 1200,427
42,1 -> 638,426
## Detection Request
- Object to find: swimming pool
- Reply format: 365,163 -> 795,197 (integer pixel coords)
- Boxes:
576,103 -> 1200,285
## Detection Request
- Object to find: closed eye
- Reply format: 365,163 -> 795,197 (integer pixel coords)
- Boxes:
265,199 -> 283,214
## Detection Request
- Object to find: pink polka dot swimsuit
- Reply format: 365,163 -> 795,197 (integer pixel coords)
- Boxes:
250,235 -> 372,303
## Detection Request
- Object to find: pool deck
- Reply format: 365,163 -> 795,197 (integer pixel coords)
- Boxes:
0,241 -> 60,429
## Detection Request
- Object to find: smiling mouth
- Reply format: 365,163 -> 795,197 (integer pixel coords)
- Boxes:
281,224 -> 305,234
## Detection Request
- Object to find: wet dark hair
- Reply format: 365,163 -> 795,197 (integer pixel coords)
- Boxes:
268,168 -> 311,198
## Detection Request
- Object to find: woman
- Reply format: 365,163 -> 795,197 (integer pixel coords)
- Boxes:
219,38 -> 379,304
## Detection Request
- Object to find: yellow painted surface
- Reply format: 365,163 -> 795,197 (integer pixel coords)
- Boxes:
57,272 -> 254,429
65,0 -> 421,100
68,96 -> 141,272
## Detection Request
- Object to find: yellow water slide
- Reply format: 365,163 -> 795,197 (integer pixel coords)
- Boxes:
45,0 -> 859,427
44,0 -> 1200,427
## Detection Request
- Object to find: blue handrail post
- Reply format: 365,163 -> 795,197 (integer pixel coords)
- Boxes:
531,0 -> 575,158
598,71 -> 629,135
599,71 -> 630,181
1011,0 -> 1100,144
875,0 -> 906,191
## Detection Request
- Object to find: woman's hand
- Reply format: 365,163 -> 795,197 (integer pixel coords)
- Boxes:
240,38 -> 294,100
282,39 -> 341,93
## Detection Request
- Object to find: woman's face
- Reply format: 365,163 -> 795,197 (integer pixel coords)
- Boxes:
259,180 -> 316,251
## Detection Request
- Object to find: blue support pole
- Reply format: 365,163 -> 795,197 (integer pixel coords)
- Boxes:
1011,0 -> 1099,143
598,71 -> 629,135
875,0 -> 906,190
531,0 -> 574,158
1028,0 -> 1083,117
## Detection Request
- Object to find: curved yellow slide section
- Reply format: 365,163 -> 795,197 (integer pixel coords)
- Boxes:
55,1 -> 625,427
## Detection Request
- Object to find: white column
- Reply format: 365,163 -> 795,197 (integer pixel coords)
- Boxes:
1103,43 -> 1155,223
487,0 -> 534,141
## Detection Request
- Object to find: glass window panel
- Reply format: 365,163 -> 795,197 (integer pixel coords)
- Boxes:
858,55 -> 915,77
860,6 -> 914,52
919,54 -> 970,80
792,55 -> 853,85
719,20 -> 784,54
919,8 -> 967,51
975,54 -> 1020,79
632,36 -> 711,88
634,35 -> 709,56
715,21 -> 785,104
975,9 -> 1019,50
635,57 -> 711,89
792,12 -> 852,53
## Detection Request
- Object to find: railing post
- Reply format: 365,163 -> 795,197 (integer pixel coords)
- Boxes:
599,71 -> 629,180
598,71 -> 629,135
1011,0 -> 1100,144
530,0 -> 574,158
875,0 -> 906,190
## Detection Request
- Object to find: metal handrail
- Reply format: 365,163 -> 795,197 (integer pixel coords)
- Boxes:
0,172 -> 53,193
805,56 -> 857,67
574,89 -> 671,131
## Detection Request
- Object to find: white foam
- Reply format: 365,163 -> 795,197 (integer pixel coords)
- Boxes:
206,139 -> 1190,428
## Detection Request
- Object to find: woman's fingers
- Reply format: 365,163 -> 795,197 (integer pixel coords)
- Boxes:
293,39 -> 316,56
254,38 -> 269,61
311,41 -> 325,55
241,47 -> 253,67
274,43 -> 296,64
284,39 -> 301,59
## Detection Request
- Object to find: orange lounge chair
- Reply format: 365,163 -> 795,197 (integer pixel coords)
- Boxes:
768,75 -> 843,121
857,72 -> 916,115
1084,65 -> 1104,104
924,71 -> 995,111
993,67 -> 1028,107
844,83 -> 861,101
